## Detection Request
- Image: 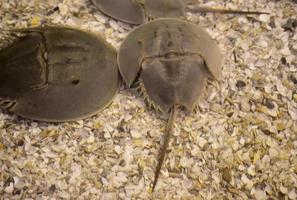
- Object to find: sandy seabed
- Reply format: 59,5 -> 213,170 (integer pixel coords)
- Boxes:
0,0 -> 297,199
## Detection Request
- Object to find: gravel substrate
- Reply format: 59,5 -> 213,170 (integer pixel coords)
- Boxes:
0,0 -> 297,199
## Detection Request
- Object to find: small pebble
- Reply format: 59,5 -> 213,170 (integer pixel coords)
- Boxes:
4,183 -> 14,193
263,98 -> 275,110
130,129 -> 142,139
254,189 -> 268,200
288,189 -> 297,200
259,14 -> 270,22
236,80 -> 246,88
282,18 -> 297,32
221,168 -> 232,182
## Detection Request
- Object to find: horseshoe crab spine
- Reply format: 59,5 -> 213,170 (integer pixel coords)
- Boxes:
186,5 -> 269,15
152,105 -> 177,191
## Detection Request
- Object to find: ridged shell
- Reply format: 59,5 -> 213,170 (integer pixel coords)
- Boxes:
118,18 -> 222,86
91,0 -> 145,24
118,18 -> 222,112
0,26 -> 120,122
91,0 -> 185,24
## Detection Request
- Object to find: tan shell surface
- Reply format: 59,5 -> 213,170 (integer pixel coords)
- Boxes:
118,18 -> 222,87
0,26 -> 119,122
91,0 -> 186,24
91,0 -> 145,24
140,55 -> 208,112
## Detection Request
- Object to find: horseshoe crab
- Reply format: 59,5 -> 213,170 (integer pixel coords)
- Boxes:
117,18 -> 222,191
91,0 -> 268,24
0,26 -> 120,122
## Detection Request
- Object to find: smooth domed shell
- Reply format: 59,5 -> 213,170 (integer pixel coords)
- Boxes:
0,26 -> 120,122
144,0 -> 185,19
91,0 -> 145,24
91,0 -> 267,25
118,18 -> 222,86
91,0 -> 185,25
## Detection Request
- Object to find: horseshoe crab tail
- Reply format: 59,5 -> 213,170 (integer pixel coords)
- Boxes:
186,5 -> 269,15
152,105 -> 177,192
